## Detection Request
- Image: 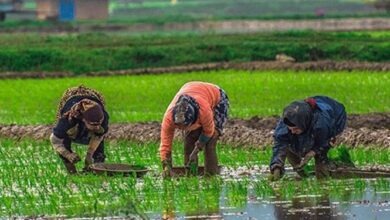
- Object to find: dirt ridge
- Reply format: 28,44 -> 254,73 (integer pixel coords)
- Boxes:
1,113 -> 389,148
0,60 -> 389,79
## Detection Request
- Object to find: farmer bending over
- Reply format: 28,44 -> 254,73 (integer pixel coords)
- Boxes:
269,96 -> 346,181
160,81 -> 229,177
50,85 -> 109,174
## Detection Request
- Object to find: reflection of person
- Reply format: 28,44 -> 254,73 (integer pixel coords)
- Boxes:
269,96 -> 346,181
50,85 -> 109,174
273,194 -> 345,220
159,81 -> 229,177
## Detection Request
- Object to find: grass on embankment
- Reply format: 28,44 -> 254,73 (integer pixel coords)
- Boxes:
0,31 -> 389,74
0,70 -> 388,125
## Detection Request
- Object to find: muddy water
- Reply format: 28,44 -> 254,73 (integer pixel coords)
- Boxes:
224,191 -> 390,220
144,168 -> 390,220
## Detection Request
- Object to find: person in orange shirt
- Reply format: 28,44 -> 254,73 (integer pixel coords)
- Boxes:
160,81 -> 229,177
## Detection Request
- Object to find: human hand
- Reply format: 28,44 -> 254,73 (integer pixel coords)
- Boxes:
268,168 -> 282,181
298,150 -> 316,169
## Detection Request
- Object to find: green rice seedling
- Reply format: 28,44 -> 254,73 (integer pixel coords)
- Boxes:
0,71 -> 388,124
1,138 -> 390,218
253,180 -> 275,199
328,145 -> 355,166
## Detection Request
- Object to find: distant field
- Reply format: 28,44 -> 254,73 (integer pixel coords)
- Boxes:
17,0 -> 389,23
0,31 -> 388,74
0,70 -> 388,125
109,0 -> 388,23
1,0 -> 388,31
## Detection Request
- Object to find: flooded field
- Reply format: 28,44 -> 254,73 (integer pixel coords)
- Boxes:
143,167 -> 390,219
1,139 -> 390,219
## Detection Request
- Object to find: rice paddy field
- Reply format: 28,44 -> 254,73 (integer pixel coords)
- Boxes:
0,31 -> 389,73
0,20 -> 389,218
12,0 -> 390,26
109,0 -> 390,23
1,138 -> 390,219
0,70 -> 389,124
0,67 -> 390,219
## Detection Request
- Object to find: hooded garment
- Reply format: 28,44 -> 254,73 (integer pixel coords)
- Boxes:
282,101 -> 313,132
270,96 -> 346,172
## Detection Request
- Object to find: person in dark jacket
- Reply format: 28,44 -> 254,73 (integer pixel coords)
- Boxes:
269,96 -> 346,181
50,85 -> 109,174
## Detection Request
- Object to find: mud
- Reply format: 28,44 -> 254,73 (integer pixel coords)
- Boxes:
1,60 -> 390,79
0,113 -> 389,148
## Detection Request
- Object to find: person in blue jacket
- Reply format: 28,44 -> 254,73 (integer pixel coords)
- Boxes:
50,85 -> 109,174
269,96 -> 347,181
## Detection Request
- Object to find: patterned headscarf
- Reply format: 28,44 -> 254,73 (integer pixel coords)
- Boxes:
172,95 -> 199,126
64,99 -> 104,124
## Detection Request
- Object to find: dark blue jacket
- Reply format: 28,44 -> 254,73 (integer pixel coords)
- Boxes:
270,96 -> 346,170
53,96 -> 109,145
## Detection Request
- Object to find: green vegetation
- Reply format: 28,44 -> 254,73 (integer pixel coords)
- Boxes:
7,0 -> 389,27
0,70 -> 388,124
0,138 -> 264,217
110,0 -> 389,23
1,138 -> 390,218
0,31 -> 388,74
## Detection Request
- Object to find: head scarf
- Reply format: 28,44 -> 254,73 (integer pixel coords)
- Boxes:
64,99 -> 104,124
282,100 -> 313,132
172,95 -> 199,126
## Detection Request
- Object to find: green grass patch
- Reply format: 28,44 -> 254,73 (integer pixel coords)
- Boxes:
0,31 -> 388,74
0,70 -> 388,124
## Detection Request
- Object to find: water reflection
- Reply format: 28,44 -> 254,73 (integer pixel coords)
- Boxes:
161,178 -> 223,219
150,177 -> 390,219
272,195 -> 346,220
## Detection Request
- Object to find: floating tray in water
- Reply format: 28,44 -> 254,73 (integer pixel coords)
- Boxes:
171,166 -> 221,176
90,163 -> 148,177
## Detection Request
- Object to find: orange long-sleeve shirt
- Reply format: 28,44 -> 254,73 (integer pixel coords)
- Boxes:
160,81 -> 221,161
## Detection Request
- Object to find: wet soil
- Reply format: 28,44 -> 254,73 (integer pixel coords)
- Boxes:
1,60 -> 389,79
1,113 -> 389,148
